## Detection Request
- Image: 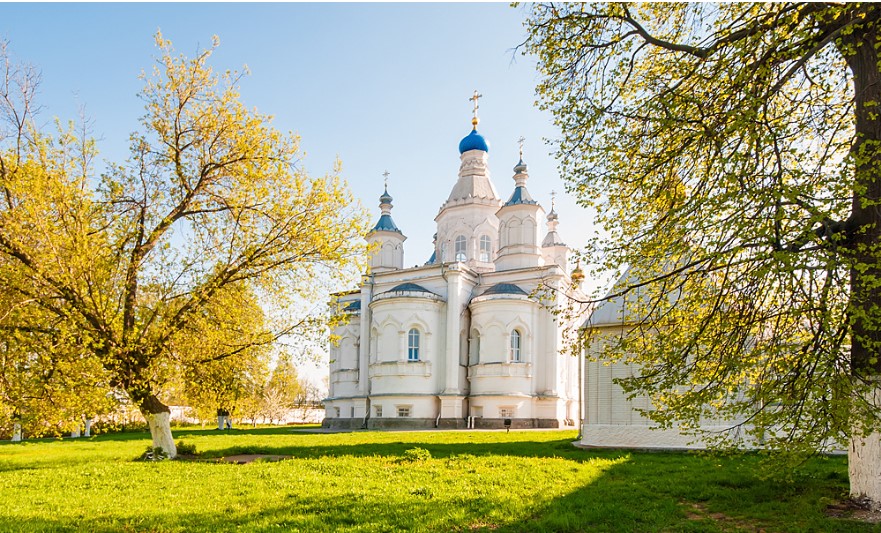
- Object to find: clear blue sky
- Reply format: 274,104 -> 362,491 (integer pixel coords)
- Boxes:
1,2 -> 596,282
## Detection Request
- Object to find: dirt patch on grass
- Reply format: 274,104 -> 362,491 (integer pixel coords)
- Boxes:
825,498 -> 881,524
683,502 -> 763,531
217,454 -> 290,464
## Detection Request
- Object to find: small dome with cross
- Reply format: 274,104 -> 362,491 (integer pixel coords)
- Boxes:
459,129 -> 490,154
459,89 -> 490,154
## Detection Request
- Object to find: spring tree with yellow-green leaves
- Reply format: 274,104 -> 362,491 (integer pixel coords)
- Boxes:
0,35 -> 369,456
525,2 -> 881,507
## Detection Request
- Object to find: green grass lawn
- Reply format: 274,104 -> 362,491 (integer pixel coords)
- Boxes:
0,427 -> 875,532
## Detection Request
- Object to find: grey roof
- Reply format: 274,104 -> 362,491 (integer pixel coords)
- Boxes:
372,214 -> 401,233
583,267 -> 681,328
504,186 -> 538,207
542,230 -> 566,247
385,283 -> 436,295
482,283 -> 528,296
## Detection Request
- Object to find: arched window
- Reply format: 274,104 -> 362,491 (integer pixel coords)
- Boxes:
408,328 -> 420,361
455,235 -> 467,261
510,330 -> 522,362
479,235 -> 491,262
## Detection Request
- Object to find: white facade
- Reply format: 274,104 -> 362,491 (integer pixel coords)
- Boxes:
578,271 -> 748,449
325,117 -> 582,429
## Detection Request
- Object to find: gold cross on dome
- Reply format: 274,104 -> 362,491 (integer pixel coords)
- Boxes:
518,136 -> 526,159
469,90 -> 482,121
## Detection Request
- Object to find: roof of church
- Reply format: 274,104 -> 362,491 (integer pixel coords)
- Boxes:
542,231 -> 566,247
482,283 -> 528,296
504,186 -> 538,206
372,214 -> 401,233
385,282 -> 436,295
343,300 -> 361,311
459,128 -> 490,154
424,250 -> 437,265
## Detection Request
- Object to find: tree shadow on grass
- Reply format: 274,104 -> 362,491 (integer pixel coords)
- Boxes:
494,453 -> 872,533
0,436 -> 869,533
1,454 -> 867,533
0,494 -> 480,533
78,425 -> 304,443
198,436 -> 607,462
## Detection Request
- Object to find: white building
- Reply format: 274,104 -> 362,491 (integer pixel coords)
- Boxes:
578,270 -> 749,449
324,107 -> 583,430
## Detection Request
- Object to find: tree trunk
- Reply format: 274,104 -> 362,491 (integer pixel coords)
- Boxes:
849,386 -> 881,510
137,393 -> 177,458
841,5 -> 881,509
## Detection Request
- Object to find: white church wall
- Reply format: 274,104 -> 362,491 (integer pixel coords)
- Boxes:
435,204 -> 500,269
469,297 -> 540,398
581,324 -> 748,449
369,297 -> 445,398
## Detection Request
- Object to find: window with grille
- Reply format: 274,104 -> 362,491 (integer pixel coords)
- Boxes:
408,328 -> 420,361
499,407 -> 515,418
479,235 -> 491,262
455,235 -> 467,261
374,405 -> 383,418
510,330 -> 522,362
397,406 -> 411,418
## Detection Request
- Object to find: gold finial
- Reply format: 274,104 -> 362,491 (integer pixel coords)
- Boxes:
571,259 -> 585,283
469,90 -> 482,128
518,136 -> 526,160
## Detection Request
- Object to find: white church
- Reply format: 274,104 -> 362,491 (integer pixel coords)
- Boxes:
324,97 -> 584,430
323,97 -> 734,448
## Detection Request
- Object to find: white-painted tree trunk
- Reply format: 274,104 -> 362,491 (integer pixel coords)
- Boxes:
11,422 -> 21,442
83,419 -> 92,437
217,415 -> 226,430
850,431 -> 881,509
146,411 -> 177,458
849,384 -> 881,510
71,425 -> 81,438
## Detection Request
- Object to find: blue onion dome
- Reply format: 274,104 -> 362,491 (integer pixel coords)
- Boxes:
379,185 -> 393,205
513,159 -> 527,173
459,128 -> 490,154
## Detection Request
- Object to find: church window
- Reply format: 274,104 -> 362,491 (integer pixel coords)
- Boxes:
499,407 -> 515,418
455,235 -> 467,261
334,407 -> 341,417
408,328 -> 420,361
479,235 -> 491,262
374,405 -> 383,418
397,406 -> 411,418
510,330 -> 522,362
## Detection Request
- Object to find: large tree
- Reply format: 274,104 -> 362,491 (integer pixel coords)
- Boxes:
525,3 -> 881,506
174,282 -> 271,427
0,35 -> 368,457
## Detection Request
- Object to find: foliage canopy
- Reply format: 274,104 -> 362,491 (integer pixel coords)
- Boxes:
0,34 -> 368,452
525,2 -> 881,458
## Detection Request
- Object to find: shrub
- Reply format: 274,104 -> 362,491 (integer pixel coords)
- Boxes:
175,440 -> 198,456
139,446 -> 169,461
400,447 -> 432,462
